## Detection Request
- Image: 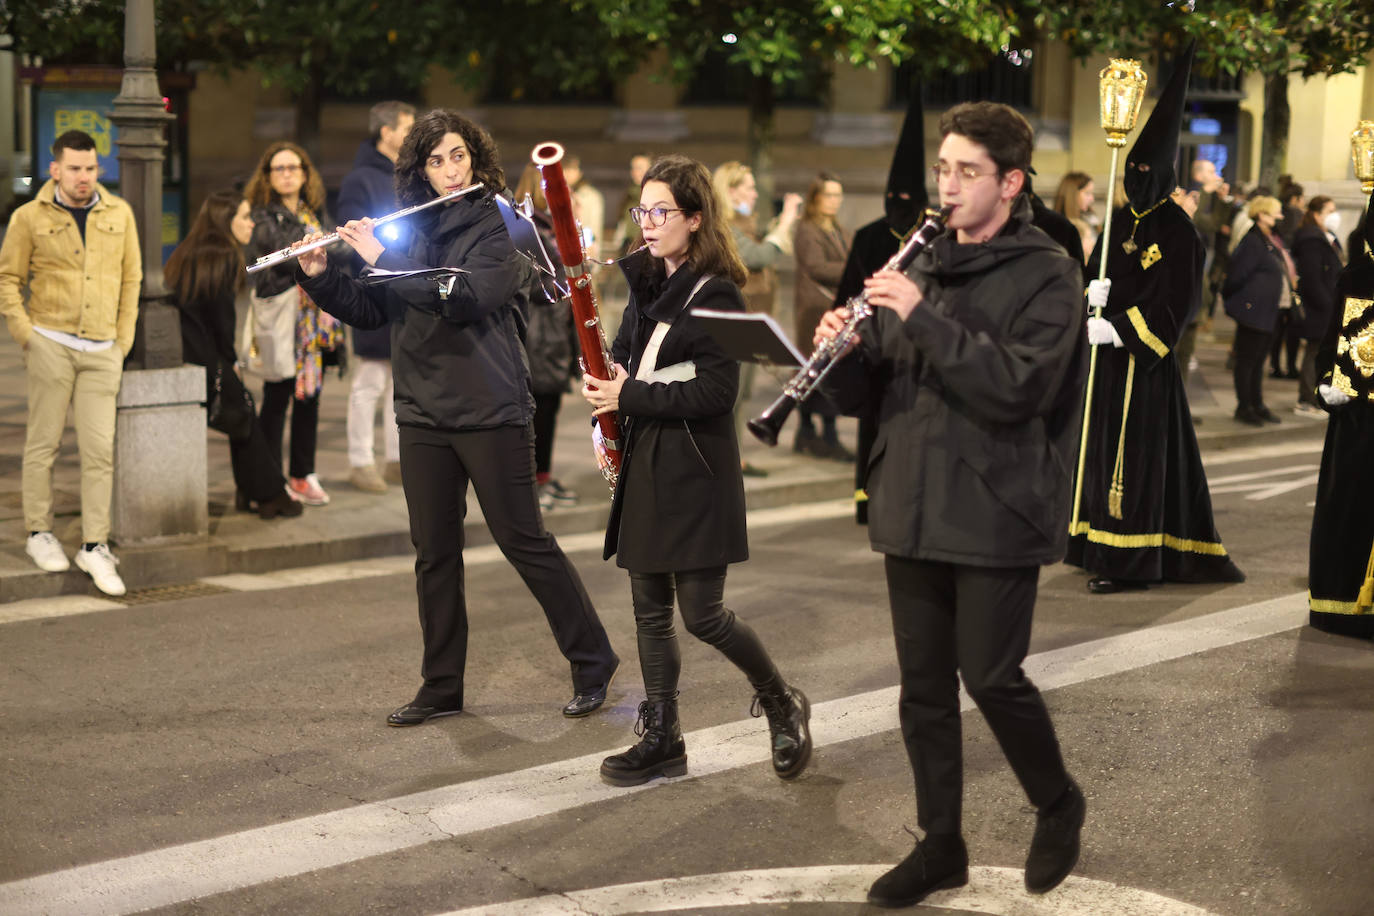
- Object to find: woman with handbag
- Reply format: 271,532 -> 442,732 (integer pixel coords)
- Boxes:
581,155 -> 811,787
1224,195 -> 1297,426
792,171 -> 854,460
711,161 -> 801,477
165,190 -> 301,519
243,141 -> 342,507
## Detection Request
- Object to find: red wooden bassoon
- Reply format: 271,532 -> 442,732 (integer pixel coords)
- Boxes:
531,141 -> 622,488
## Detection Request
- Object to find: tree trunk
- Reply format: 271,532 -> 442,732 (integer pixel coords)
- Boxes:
1258,70 -> 1289,192
746,74 -> 777,233
294,63 -> 324,160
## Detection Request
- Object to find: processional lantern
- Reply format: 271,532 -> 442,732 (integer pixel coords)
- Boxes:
1352,120 -> 1374,195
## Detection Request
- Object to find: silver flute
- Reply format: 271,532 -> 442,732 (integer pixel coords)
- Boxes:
245,184 -> 484,274
747,205 -> 951,446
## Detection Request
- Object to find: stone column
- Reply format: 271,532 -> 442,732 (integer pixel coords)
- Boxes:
108,0 -> 207,545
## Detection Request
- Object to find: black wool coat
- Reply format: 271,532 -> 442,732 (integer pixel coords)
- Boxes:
603,251 -> 749,572
1291,223 -> 1343,342
1223,226 -> 1288,334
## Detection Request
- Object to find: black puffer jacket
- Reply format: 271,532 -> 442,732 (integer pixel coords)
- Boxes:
297,191 -> 535,431
825,196 -> 1087,567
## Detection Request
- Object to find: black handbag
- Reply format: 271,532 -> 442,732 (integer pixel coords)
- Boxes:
207,363 -> 256,441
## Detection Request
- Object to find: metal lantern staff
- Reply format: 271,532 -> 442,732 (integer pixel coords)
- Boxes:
1069,58 -> 1149,535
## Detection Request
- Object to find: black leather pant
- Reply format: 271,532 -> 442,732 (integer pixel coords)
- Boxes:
629,567 -> 780,702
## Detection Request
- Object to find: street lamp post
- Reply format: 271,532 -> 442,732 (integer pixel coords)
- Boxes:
106,0 -> 208,546
109,0 -> 179,369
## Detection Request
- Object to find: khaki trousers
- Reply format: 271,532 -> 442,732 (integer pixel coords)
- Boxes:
22,333 -> 123,543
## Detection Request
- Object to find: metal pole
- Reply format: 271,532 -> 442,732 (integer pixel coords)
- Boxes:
110,0 -> 179,368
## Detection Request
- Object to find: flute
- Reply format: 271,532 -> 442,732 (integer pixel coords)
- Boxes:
245,184 -> 484,274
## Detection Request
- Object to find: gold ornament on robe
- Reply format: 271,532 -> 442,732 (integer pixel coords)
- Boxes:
1332,297 -> 1374,398
1140,243 -> 1163,271
1353,120 -> 1374,195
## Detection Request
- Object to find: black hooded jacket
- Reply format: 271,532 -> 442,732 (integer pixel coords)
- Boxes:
824,196 -> 1088,566
297,191 -> 535,431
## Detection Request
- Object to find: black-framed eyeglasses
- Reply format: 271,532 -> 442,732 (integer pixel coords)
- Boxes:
270,164 -> 304,175
930,163 -> 996,184
629,206 -> 686,228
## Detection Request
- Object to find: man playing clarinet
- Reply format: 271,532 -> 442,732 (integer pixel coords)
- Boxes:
816,101 -> 1088,907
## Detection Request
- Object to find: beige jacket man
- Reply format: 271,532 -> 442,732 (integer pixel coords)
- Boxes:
0,179 -> 141,353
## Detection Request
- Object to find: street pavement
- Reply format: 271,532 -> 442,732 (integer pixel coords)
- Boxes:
3,312 -> 1372,915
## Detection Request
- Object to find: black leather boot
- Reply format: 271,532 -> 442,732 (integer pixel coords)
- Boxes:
750,680 -> 812,779
600,696 -> 687,787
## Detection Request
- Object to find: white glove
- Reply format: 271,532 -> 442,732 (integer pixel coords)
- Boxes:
1087,278 -> 1111,310
1319,384 -> 1351,407
1087,316 -> 1122,347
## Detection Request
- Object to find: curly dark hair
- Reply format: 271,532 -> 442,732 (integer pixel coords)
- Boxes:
395,109 -> 505,207
243,141 -> 325,214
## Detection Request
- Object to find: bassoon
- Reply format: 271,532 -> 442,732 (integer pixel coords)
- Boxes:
531,141 -> 622,488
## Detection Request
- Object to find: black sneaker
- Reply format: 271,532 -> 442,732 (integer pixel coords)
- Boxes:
868,833 -> 968,908
1024,778 -> 1086,894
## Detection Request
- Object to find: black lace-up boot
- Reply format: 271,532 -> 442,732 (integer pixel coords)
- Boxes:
599,696 -> 687,787
750,680 -> 812,779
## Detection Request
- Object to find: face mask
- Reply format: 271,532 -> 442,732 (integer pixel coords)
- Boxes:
734,201 -> 753,217
1324,211 -> 1341,234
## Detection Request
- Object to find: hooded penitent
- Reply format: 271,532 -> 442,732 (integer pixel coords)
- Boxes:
1069,38 -> 1243,589
883,82 -> 930,234
1124,40 -> 1196,212
1309,190 -> 1374,639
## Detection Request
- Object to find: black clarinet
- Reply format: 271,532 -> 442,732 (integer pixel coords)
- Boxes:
747,205 -> 951,446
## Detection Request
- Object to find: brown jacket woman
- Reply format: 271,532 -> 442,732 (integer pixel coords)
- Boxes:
793,219 -> 853,345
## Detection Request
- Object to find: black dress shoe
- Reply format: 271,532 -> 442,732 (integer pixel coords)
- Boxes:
1087,577 -> 1148,595
868,834 -> 969,908
563,659 -> 619,718
386,703 -> 462,727
1233,407 -> 1264,427
1257,406 -> 1282,424
1025,778 -> 1086,894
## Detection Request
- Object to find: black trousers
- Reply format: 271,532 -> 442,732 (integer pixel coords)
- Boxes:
531,391 -> 562,476
1232,324 -> 1274,413
399,423 -> 617,708
228,417 -> 287,503
884,555 -> 1070,837
629,567 -> 780,702
259,379 -> 319,479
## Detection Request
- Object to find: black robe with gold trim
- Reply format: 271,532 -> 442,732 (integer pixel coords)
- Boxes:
1065,201 -> 1244,584
1308,245 -> 1374,638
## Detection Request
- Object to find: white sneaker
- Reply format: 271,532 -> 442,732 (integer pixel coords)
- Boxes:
74,544 -> 127,597
26,531 -> 70,572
